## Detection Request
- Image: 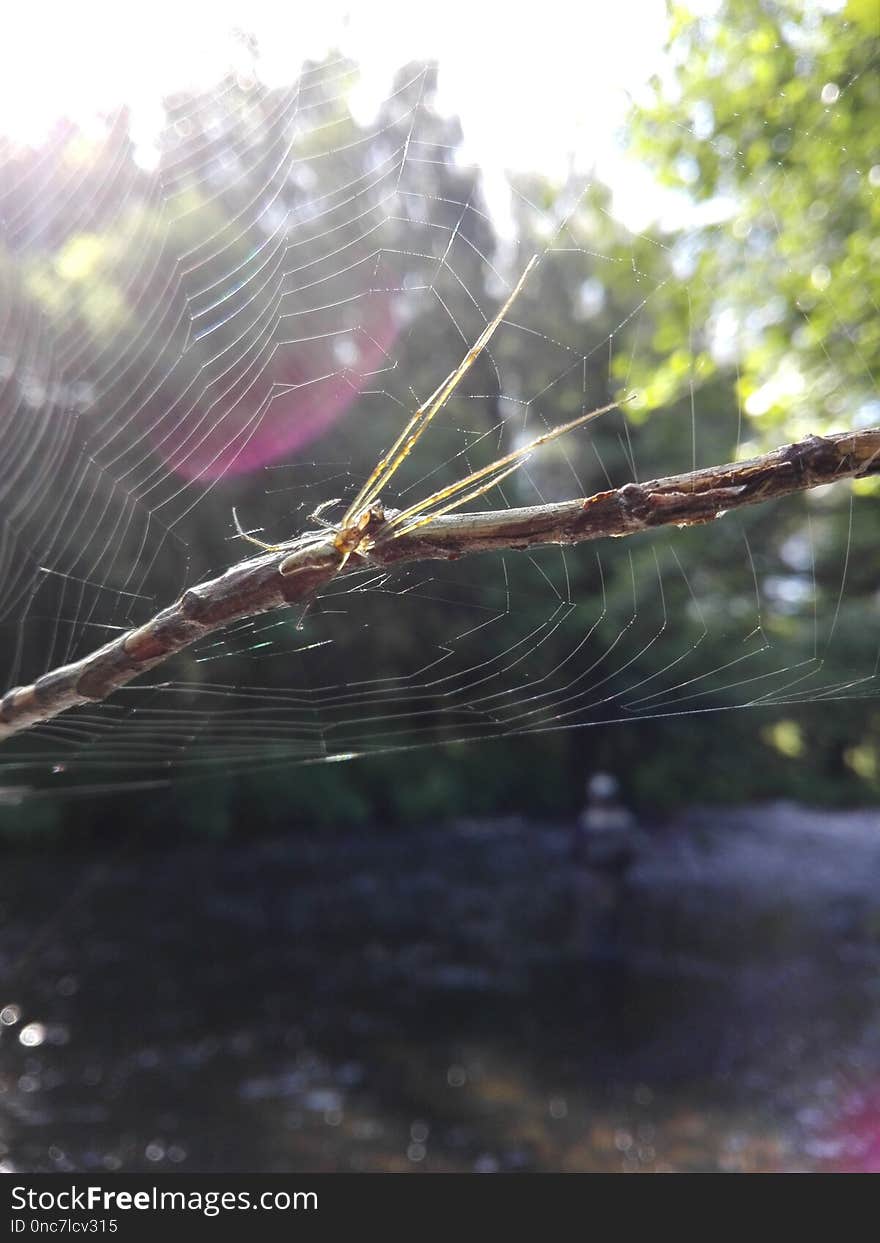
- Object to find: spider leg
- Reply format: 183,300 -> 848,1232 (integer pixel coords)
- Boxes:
232,506 -> 284,553
306,498 -> 345,532
390,460 -> 528,539
309,497 -> 342,525
340,254 -> 540,528
386,396 -> 629,538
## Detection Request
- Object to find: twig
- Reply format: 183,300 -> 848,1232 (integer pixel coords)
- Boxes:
2,427 -> 878,741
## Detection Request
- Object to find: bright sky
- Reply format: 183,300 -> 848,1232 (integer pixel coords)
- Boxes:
2,0 -> 673,229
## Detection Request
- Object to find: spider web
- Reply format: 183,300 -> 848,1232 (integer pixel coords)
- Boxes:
0,14 -> 876,796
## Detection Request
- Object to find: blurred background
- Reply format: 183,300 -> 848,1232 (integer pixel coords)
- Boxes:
1,0 -> 880,1172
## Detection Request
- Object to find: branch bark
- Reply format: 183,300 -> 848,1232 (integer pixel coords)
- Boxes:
2,426 -> 878,742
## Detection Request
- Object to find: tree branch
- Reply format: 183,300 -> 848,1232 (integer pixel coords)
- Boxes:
2,427 -> 878,742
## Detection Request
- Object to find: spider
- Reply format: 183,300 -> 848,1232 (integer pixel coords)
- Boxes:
233,255 -> 624,573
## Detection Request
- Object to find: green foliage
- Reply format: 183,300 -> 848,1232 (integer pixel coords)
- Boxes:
627,0 -> 880,440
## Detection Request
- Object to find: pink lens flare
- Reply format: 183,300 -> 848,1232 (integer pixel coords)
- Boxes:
153,291 -> 399,482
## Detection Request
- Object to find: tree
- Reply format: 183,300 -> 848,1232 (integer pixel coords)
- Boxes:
616,0 -> 880,799
626,0 -> 879,439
